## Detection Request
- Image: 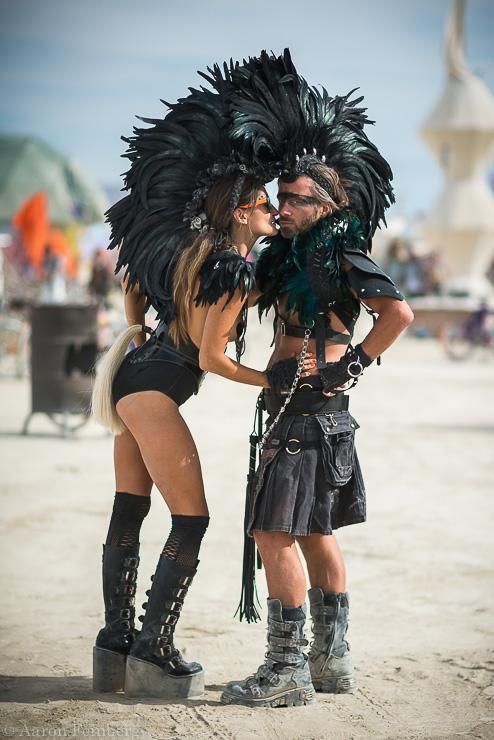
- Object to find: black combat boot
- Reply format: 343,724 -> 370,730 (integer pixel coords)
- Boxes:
221,599 -> 316,708
125,554 -> 204,699
93,544 -> 140,692
308,588 -> 356,693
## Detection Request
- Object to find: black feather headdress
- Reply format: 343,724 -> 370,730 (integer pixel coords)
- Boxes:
107,48 -> 393,322
106,77 -> 268,320
206,49 -> 394,250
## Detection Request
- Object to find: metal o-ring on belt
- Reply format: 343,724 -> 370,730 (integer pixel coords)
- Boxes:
268,437 -> 321,456
286,438 -> 302,455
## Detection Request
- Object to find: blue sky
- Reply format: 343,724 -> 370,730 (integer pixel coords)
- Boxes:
1,0 -> 493,217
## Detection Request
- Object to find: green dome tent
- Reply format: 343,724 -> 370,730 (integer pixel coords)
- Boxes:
0,135 -> 107,229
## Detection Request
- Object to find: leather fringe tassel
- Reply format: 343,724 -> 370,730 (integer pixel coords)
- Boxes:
235,392 -> 264,623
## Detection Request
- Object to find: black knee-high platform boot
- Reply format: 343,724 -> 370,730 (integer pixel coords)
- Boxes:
125,554 -> 204,699
93,492 -> 150,692
93,544 -> 140,692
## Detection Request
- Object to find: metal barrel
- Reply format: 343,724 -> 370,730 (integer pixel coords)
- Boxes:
30,304 -> 98,415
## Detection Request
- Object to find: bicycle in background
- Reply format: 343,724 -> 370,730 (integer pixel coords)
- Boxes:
0,299 -> 30,378
443,301 -> 494,361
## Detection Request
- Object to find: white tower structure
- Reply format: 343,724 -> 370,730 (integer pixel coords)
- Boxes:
421,0 -> 494,297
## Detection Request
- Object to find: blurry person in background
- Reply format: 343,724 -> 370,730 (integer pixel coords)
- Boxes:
39,243 -> 66,303
384,237 -> 409,286
421,249 -> 450,296
402,246 -> 427,298
89,249 -> 113,307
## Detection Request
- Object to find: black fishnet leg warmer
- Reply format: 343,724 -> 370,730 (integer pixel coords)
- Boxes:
162,514 -> 210,568
105,492 -> 151,547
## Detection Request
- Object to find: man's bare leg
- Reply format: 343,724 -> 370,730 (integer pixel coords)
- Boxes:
296,533 -> 346,592
220,530 -> 314,707
254,530 -> 307,605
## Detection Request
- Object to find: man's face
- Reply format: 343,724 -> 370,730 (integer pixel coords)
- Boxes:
277,175 -> 328,239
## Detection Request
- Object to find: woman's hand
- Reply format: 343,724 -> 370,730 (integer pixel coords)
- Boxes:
266,352 -> 316,394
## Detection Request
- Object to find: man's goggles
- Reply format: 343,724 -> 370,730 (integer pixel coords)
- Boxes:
277,193 -> 320,209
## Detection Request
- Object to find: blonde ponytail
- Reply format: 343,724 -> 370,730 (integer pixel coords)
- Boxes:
91,324 -> 143,434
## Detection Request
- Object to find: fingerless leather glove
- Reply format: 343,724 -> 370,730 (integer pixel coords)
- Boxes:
320,344 -> 373,394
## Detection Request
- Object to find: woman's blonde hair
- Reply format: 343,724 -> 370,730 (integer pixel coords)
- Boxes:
169,175 -> 262,346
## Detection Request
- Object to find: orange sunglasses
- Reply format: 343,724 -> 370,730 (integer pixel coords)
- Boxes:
238,194 -> 271,210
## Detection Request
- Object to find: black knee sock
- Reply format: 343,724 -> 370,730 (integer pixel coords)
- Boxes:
282,606 -> 305,622
105,492 -> 151,547
162,514 -> 209,568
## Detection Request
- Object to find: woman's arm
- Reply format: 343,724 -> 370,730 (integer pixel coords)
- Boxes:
199,290 -> 270,388
121,276 -> 147,347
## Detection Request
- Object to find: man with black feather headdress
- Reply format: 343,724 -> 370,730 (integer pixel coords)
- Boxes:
215,50 -> 414,708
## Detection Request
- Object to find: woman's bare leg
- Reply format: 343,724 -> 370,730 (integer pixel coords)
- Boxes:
113,391 -> 208,698
116,391 -> 208,516
114,428 -> 153,496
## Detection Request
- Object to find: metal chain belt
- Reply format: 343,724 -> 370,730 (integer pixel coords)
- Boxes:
260,327 -> 312,451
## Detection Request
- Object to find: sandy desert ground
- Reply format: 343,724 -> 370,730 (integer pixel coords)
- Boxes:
0,321 -> 493,739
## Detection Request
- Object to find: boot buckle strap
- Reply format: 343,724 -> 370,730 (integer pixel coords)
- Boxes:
116,583 -> 136,596
124,556 -> 139,568
179,575 -> 193,587
164,614 -> 178,626
268,650 -> 302,666
156,635 -> 170,647
256,665 -> 280,685
158,643 -> 173,657
245,679 -> 263,697
120,608 -> 132,620
268,635 -> 301,648
159,624 -> 172,635
268,619 -> 295,633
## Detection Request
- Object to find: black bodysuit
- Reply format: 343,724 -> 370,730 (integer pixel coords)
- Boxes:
113,322 -> 204,407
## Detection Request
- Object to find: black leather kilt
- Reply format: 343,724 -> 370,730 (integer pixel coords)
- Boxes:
247,384 -> 366,537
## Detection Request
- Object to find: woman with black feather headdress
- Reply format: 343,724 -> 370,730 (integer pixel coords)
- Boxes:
88,74 -> 313,700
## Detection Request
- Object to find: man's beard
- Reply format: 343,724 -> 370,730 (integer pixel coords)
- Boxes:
279,212 -> 319,239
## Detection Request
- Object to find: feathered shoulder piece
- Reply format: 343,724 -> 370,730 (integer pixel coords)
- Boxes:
195,249 -> 255,308
256,212 -> 363,325
255,236 -> 291,316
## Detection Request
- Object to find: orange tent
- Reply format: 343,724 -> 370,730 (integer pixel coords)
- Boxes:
12,191 -> 77,277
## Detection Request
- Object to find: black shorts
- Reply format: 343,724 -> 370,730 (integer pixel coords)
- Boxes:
248,409 -> 366,537
112,326 -> 204,407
